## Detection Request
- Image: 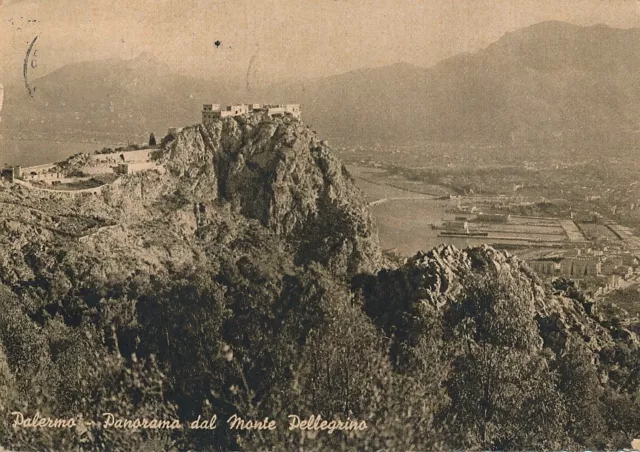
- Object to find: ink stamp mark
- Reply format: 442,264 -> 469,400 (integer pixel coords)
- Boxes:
24,35 -> 39,97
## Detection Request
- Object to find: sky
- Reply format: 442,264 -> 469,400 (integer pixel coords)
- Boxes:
1,0 -> 640,89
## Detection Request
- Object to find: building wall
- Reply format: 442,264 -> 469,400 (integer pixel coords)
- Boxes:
232,105 -> 248,115
21,163 -> 58,181
127,162 -> 164,173
560,258 -> 600,277
92,149 -> 151,163
202,111 -> 218,124
79,165 -> 116,175
530,261 -> 555,275
284,104 -> 301,119
25,172 -> 63,182
267,107 -> 286,116
530,257 -> 603,278
203,103 -> 301,124
442,220 -> 468,231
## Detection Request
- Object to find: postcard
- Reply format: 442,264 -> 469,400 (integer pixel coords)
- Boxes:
2,1 -> 640,450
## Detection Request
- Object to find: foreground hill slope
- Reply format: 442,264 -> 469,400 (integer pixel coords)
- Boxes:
0,115 -> 639,450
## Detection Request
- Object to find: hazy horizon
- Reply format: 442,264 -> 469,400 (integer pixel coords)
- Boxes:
2,0 -> 640,87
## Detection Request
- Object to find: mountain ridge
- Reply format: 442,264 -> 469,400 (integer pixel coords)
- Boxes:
3,20 -> 640,149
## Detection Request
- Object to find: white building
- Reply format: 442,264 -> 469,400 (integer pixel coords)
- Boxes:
202,103 -> 301,125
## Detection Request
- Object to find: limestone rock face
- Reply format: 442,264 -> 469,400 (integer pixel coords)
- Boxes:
358,244 -> 639,378
165,114 -> 381,276
365,244 -> 538,309
0,115 -> 382,315
166,125 -> 219,200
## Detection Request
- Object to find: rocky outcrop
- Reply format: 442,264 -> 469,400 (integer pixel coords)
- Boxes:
164,114 -> 381,276
357,244 -> 540,310
356,244 -> 639,381
0,113 -> 382,318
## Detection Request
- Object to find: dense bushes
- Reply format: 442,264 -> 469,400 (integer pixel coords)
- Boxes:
2,246 -> 640,450
0,254 -> 443,450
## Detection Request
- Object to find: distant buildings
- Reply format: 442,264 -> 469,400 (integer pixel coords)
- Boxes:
2,145 -> 165,188
528,250 -> 638,279
442,220 -> 469,233
528,255 -> 600,278
528,258 -> 560,277
561,256 -> 601,277
202,103 -> 301,125
88,149 -> 161,176
20,163 -> 61,183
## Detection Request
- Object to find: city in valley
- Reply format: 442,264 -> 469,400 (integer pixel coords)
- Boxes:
336,143 -> 640,326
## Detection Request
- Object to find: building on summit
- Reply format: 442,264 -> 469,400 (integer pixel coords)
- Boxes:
202,103 -> 301,125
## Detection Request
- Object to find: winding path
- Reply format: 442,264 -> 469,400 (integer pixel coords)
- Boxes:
14,178 -> 121,195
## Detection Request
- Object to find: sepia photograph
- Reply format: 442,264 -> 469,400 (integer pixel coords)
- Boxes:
3,0 -> 640,450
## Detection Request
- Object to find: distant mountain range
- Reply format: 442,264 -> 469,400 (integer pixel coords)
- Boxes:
275,20 -> 640,147
3,21 -> 640,147
1,53 -> 229,142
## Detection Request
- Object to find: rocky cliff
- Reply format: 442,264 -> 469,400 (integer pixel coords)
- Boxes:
164,114 -> 381,276
357,244 -> 640,391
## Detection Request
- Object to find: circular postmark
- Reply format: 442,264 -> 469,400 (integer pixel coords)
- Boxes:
24,35 -> 39,97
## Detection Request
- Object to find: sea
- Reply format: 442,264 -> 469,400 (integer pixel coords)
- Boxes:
0,137 -> 125,167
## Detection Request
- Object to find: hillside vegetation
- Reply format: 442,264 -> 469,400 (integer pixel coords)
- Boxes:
1,115 -> 640,450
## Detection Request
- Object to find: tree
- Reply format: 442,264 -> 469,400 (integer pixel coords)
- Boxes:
234,264 -> 447,451
441,270 -> 567,450
136,270 -> 230,413
554,337 -> 606,447
149,133 -> 156,147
